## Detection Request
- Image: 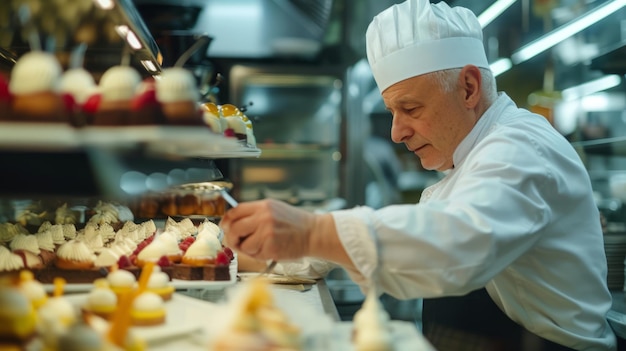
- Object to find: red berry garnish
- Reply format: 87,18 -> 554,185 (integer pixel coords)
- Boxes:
223,247 -> 234,261
215,251 -> 229,266
183,236 -> 196,244
117,255 -> 132,269
129,254 -> 138,266
178,243 -> 190,252
157,255 -> 171,267
224,129 -> 235,138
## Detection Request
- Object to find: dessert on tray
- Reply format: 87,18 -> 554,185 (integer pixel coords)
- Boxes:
0,210 -> 234,285
210,278 -> 302,351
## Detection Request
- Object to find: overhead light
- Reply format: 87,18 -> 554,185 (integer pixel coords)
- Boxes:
489,58 -> 512,77
512,0 -> 626,64
561,74 -> 622,101
93,0 -> 114,10
478,0 -> 517,28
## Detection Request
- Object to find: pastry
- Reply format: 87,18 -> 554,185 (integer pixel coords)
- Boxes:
55,239 -> 96,270
136,231 -> 182,267
155,67 -> 203,125
37,278 -> 77,347
0,283 -> 37,347
352,289 -> 393,351
8,51 -> 67,123
181,234 -> 222,266
9,234 -> 43,269
83,278 -> 117,320
17,270 -> 47,310
91,65 -> 141,126
106,267 -> 137,297
146,265 -> 174,301
130,291 -> 166,326
210,278 -> 301,350
0,246 -> 25,274
202,102 -> 227,133
221,104 -> 248,141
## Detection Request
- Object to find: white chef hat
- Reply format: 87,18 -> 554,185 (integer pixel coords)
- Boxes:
366,0 -> 490,92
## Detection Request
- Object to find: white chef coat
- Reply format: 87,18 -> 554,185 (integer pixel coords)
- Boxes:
332,93 -> 617,350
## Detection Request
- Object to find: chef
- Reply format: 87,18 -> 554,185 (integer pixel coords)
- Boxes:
221,0 -> 617,349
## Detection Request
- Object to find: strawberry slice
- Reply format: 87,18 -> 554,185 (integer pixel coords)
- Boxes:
215,251 -> 229,266
117,255 -> 132,269
223,247 -> 234,261
157,255 -> 171,267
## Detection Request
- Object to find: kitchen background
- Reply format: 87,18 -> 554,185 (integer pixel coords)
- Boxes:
1,0 -> 625,322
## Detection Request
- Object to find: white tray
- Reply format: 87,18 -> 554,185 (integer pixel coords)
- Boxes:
65,292 -> 217,346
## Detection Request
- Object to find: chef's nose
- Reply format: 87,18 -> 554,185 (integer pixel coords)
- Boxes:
390,114 -> 411,144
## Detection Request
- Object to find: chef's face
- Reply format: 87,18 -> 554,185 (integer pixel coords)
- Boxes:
382,70 -> 478,171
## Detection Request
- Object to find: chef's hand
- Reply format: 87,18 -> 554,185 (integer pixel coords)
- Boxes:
220,199 -> 315,261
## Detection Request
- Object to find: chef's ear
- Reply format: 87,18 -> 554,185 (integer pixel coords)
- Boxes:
459,64 -> 482,109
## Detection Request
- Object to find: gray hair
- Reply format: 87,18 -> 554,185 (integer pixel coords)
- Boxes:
429,68 -> 498,104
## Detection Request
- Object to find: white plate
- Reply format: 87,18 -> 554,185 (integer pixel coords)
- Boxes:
65,293 -> 217,345
44,256 -> 238,293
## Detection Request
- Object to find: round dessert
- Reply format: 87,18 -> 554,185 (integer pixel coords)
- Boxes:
106,268 -> 137,297
146,266 -> 174,301
38,278 -> 77,333
55,239 -> 96,270
57,323 -> 106,351
92,65 -> 142,126
0,285 -> 37,344
130,291 -> 166,326
17,270 -> 47,310
156,67 -> 203,125
8,51 -> 67,123
83,278 -> 117,320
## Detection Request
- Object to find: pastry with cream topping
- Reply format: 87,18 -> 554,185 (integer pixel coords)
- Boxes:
91,65 -> 142,126
55,239 -> 96,270
8,51 -> 68,123
146,265 -> 174,301
83,278 -> 118,320
10,234 -> 43,269
156,67 -> 204,126
0,246 -> 25,274
352,289 -> 393,351
210,278 -> 301,351
130,291 -> 166,326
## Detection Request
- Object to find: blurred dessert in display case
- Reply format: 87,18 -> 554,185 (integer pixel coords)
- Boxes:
130,181 -> 232,221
